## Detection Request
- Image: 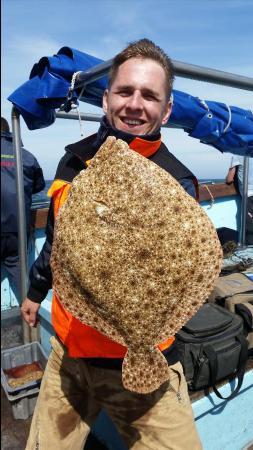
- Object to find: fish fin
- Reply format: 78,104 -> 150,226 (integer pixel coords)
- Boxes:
122,347 -> 170,394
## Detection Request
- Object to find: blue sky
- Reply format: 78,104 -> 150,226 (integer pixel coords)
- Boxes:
2,0 -> 252,180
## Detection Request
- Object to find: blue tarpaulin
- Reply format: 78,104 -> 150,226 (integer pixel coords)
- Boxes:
8,46 -> 253,156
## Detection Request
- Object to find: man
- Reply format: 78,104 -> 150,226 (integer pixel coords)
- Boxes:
22,39 -> 202,450
226,154 -> 253,244
1,117 -> 45,304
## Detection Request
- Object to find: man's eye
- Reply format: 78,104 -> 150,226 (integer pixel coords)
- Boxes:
144,94 -> 156,101
119,91 -> 131,97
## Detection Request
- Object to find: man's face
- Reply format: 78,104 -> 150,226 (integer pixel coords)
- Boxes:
103,58 -> 172,136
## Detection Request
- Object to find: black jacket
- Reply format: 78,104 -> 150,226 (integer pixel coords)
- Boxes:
1,132 -> 45,233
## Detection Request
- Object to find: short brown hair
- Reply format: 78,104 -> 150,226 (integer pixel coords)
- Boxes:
108,38 -> 175,98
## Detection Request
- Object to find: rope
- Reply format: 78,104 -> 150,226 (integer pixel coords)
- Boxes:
69,71 -> 84,137
199,98 -> 232,134
202,184 -> 214,208
223,104 -> 232,133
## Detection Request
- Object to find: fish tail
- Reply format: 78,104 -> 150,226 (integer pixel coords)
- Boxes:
122,348 -> 170,394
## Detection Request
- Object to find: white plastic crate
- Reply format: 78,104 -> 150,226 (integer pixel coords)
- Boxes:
4,386 -> 40,420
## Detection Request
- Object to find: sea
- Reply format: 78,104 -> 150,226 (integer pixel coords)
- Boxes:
32,178 -> 224,208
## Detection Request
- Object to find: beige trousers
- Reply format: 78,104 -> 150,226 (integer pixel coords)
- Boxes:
26,336 -> 202,450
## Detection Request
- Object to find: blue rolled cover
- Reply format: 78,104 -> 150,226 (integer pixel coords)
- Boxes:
7,47 -> 253,155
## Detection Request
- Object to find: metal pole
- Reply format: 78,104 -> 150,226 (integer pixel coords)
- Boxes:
172,60 -> 253,91
56,111 -> 103,122
74,59 -> 113,89
55,111 -> 181,129
11,108 -> 28,301
11,107 -> 40,344
238,156 -> 249,247
74,59 -> 253,91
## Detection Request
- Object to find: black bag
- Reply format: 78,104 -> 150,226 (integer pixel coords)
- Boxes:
175,303 -> 248,400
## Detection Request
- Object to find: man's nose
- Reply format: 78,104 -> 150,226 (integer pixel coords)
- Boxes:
125,91 -> 143,110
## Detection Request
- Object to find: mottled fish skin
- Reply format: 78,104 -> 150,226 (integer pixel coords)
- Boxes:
51,136 -> 223,394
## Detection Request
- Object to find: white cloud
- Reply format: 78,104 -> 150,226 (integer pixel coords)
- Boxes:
8,35 -> 61,60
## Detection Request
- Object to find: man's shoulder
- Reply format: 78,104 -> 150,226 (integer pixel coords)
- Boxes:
151,142 -> 196,180
65,133 -> 98,160
1,136 -> 13,155
21,147 -> 37,162
55,133 -> 98,183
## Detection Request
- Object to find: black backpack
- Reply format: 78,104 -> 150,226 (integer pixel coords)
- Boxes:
175,303 -> 248,400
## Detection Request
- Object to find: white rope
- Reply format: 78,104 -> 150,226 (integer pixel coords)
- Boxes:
223,104 -> 232,133
199,98 -> 212,119
69,71 -> 84,136
202,184 -> 215,209
199,98 -> 233,134
70,71 -> 82,91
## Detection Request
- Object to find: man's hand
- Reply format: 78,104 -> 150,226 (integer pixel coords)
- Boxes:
226,167 -> 236,184
21,298 -> 41,327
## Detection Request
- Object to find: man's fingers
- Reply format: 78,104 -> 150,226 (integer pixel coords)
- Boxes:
21,308 -> 34,326
21,309 -> 37,327
21,298 -> 40,327
28,311 -> 37,327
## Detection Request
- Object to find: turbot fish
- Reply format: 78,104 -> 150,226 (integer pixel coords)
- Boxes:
51,136 -> 223,394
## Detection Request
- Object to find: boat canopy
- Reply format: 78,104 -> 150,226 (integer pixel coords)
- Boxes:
8,46 -> 253,156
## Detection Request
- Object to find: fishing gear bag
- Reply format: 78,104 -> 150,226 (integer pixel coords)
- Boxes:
208,273 -> 253,355
208,272 -> 253,304
175,303 -> 248,400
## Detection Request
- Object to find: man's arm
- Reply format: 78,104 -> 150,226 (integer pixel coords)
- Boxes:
226,166 -> 236,184
21,199 -> 54,326
32,159 -> 46,194
179,178 -> 196,199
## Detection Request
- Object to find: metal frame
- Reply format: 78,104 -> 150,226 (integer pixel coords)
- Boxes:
11,59 -> 252,342
73,58 -> 253,91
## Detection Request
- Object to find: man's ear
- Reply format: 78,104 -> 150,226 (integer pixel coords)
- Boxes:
102,89 -> 109,114
161,100 -> 172,125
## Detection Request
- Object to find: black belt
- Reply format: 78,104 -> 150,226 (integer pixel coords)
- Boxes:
84,341 -> 179,370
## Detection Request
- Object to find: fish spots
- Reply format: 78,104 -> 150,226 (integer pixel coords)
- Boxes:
173,205 -> 181,214
156,267 -> 165,276
130,218 -> 141,227
172,277 -> 180,287
186,240 -> 193,249
146,289 -> 155,298
138,249 -> 151,260
99,269 -> 111,280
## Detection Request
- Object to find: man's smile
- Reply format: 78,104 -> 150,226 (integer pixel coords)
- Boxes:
122,118 -> 145,125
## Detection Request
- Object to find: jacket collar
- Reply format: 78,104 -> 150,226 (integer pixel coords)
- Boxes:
65,116 -> 162,161
92,116 -> 162,158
